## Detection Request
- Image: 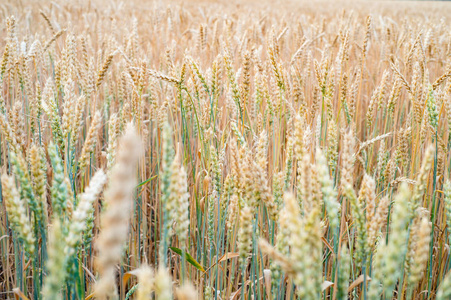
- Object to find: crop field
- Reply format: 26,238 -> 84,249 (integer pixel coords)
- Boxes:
1,0 -> 451,299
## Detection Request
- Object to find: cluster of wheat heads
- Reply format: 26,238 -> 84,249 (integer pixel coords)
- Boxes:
2,0 -> 451,299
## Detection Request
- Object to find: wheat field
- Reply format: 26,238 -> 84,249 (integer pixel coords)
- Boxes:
1,0 -> 451,299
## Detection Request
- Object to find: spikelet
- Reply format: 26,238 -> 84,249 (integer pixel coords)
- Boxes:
0,16 -> 16,78
203,285 -> 214,300
0,44 -> 10,80
382,183 -> 412,297
165,155 -> 181,225
82,177 -> 99,247
106,113 -> 120,173
10,152 -> 41,222
268,39 -> 285,92
78,111 -> 102,171
48,144 -> 70,218
270,204 -> 291,288
223,173 -> 234,199
0,91 -> 5,114
70,95 -> 86,148
376,140 -> 387,180
42,79 -> 65,153
391,62 -> 412,95
419,113 -> 430,144
437,271 -> 451,300
272,171 -> 284,209
384,156 -> 396,187
207,190 -> 216,246
288,193 -> 322,298
39,10 -> 55,33
426,85 -> 439,130
344,179 -> 366,265
337,244 -> 351,300
28,144 -> 48,220
396,127 -> 410,170
316,149 -> 340,230
408,217 -> 431,286
227,194 -> 239,234
341,129 -> 355,191
210,56 -> 221,101
275,206 -> 291,255
160,123 -> 175,228
175,165 -> 190,245
253,132 -> 277,219
238,205 -> 253,266
359,174 -> 376,226
11,102 -> 27,150
411,62 -> 423,124
224,53 -> 242,115
387,78 -> 402,117
367,196 -> 389,248
155,267 -> 173,300
368,242 -> 386,299
96,53 -> 114,88
95,124 -> 141,299
42,220 -> 65,300
65,177 -> 74,219
0,114 -> 21,153
137,265 -> 154,300
436,135 -> 446,177
411,145 -> 435,213
65,170 -> 106,271
346,70 -> 358,118
366,87 -> 379,127
444,181 -> 451,240
43,29 -> 66,53
1,174 -> 35,255
297,152 -> 312,213
177,282 -> 197,300
362,15 -> 372,61
376,70 -> 390,109
210,146 -> 221,195
168,155 -> 190,246
148,69 -> 180,85
284,134 -> 294,189
240,51 -> 252,108
327,118 -> 339,173
48,143 -> 70,218
242,154 -> 256,209
188,56 -> 210,95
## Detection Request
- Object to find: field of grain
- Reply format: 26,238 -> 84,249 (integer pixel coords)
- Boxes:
1,0 -> 451,299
